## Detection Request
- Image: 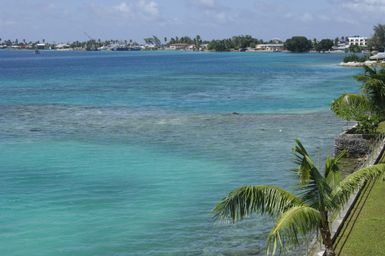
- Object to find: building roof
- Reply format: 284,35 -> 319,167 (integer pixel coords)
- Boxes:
370,53 -> 385,60
256,43 -> 284,47
170,43 -> 190,46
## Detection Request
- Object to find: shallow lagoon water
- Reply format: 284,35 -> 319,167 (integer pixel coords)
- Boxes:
0,51 -> 358,255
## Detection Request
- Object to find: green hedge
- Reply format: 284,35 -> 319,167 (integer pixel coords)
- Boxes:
343,54 -> 369,63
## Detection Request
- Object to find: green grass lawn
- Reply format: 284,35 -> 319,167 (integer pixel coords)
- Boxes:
376,121 -> 385,134
334,177 -> 385,256
332,125 -> 385,255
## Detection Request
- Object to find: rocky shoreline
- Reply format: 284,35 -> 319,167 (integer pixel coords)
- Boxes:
338,60 -> 380,67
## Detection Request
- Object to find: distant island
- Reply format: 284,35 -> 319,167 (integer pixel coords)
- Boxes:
0,34 -> 375,53
1,24 -> 384,54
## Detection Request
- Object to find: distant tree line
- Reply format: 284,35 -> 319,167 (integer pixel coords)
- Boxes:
284,36 -> 312,52
3,23 -> 385,52
265,25 -> 385,53
207,35 -> 264,51
166,35 -> 203,48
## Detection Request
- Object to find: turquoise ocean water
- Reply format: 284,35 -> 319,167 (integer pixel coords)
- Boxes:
0,51 -> 359,255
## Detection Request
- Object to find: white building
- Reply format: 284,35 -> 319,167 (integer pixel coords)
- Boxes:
255,43 -> 284,52
169,43 -> 194,50
348,36 -> 368,47
55,43 -> 70,50
36,43 -> 46,49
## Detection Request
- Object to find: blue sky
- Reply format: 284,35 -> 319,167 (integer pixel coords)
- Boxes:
1,0 -> 385,42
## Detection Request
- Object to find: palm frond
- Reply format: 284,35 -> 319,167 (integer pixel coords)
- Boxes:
267,206 -> 321,255
364,65 -> 385,80
324,150 -> 345,190
331,93 -> 370,121
362,78 -> 385,117
292,139 -> 315,184
363,78 -> 385,97
213,185 -> 304,222
364,65 -> 377,75
354,65 -> 377,82
292,140 -> 334,210
332,164 -> 385,208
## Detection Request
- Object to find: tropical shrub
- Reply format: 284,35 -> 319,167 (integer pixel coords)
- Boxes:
343,54 -> 369,63
284,36 -> 312,52
370,24 -> 385,52
316,39 -> 334,52
349,44 -> 362,53
331,65 -> 385,134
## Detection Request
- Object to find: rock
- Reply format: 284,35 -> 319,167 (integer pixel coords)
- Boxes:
335,130 -> 379,158
338,61 -> 378,67
338,62 -> 365,67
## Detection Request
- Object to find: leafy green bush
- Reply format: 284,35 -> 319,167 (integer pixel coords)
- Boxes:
349,44 -> 363,53
355,116 -> 380,134
331,65 -> 385,134
284,36 -> 312,52
376,121 -> 385,134
343,54 -> 369,63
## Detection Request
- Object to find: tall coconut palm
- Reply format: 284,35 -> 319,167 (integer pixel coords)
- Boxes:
213,140 -> 385,256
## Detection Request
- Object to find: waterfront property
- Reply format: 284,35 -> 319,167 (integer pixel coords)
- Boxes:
168,43 -> 195,50
36,43 -> 46,49
55,43 -> 70,50
347,36 -> 368,47
255,43 -> 284,52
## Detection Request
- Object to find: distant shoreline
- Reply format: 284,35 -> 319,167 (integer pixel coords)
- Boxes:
0,48 -> 349,54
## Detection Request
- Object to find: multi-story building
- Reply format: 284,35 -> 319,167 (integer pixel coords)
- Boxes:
255,43 -> 284,52
169,43 -> 193,50
348,36 -> 368,47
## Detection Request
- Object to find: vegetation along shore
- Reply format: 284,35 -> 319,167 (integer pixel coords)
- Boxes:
213,24 -> 385,256
1,24 -> 384,54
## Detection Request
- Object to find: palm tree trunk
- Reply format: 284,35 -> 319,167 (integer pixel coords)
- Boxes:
320,225 -> 335,256
320,211 -> 336,256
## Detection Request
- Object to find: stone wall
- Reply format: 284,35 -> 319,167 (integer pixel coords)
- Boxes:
334,131 -> 379,158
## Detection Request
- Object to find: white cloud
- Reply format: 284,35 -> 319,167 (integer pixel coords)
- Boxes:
187,0 -> 238,25
317,14 -> 331,22
138,0 -> 159,16
92,1 -> 160,20
190,0 -> 216,9
299,13 -> 313,22
213,11 -> 229,24
0,19 -> 16,27
340,0 -> 385,12
113,2 -> 133,16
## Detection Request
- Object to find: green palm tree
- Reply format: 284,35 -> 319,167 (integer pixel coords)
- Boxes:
331,93 -> 379,133
331,93 -> 370,121
213,140 -> 385,256
356,65 -> 385,119
332,65 -> 385,133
